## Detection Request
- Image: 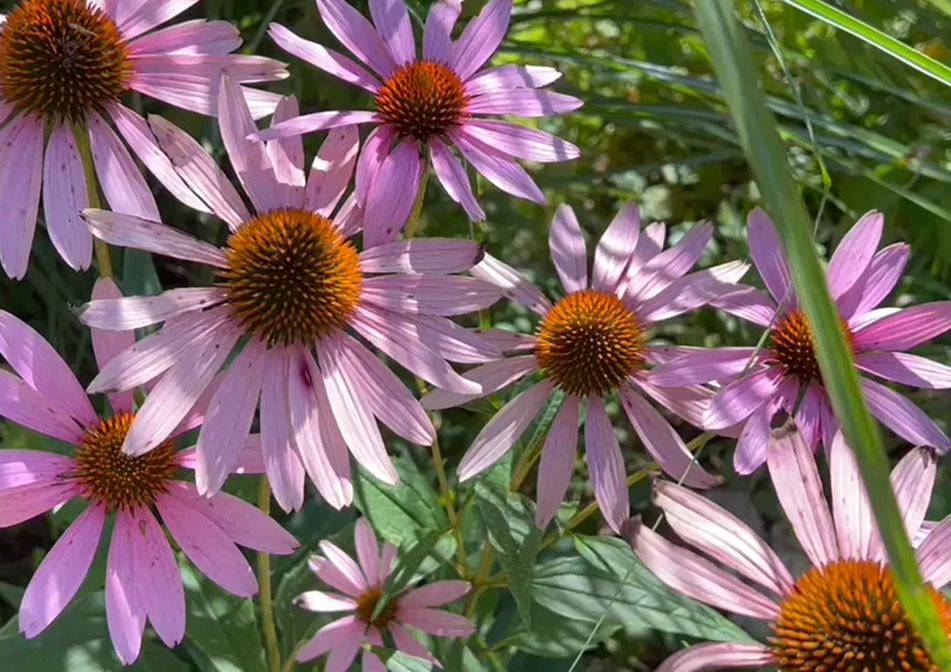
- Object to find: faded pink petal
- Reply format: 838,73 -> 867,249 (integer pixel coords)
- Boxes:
397,607 -> 476,638
421,356 -> 537,412
916,516 -> 951,588
890,446 -> 937,542
359,238 -> 484,275
106,509 -> 146,665
354,518 -> 380,587
626,222 -> 712,302
320,540 -> 369,594
127,19 -> 241,55
42,122 -> 92,270
649,348 -> 758,388
549,204 -> 588,293
128,506 -> 185,648
826,210 -> 883,299
88,112 -> 159,221
535,395 -> 580,529
585,396 -> 629,533
401,581 -> 471,608
77,287 -> 226,330
269,23 -> 380,93
306,126 -> 361,216
656,643 -> 773,672
591,202 -> 639,292
260,348 -> 306,512
296,590 -> 357,612
451,0 -> 511,80
0,112 -> 43,279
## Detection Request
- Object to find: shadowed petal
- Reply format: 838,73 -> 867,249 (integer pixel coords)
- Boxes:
747,208 -> 791,304
369,0 -> 415,65
269,23 -> 380,93
354,519 -> 380,587
423,0 -> 461,63
106,509 -> 146,665
317,0 -> 398,77
704,367 -> 783,430
430,138 -> 484,221
535,395 -> 580,530
0,113 -> 43,279
655,643 -> 773,672
450,0 -> 512,80
401,581 -> 471,608
88,112 -> 159,220
585,396 -> 629,533
856,352 -> 951,389
649,348 -> 757,388
296,615 -> 366,662
862,377 -> 951,452
471,253 -> 552,315
129,506 -> 185,648
549,204 -> 588,293
852,302 -> 951,352
450,130 -> 546,204
839,243 -> 910,321
306,126 -> 360,216
43,122 -> 92,270
397,608 -> 475,637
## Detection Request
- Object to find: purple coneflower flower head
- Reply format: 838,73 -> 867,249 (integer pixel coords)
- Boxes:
0,0 -> 288,278
250,0 -> 582,244
296,518 -> 474,670
75,77 -> 502,513
0,278 -> 298,665
649,208 -> 951,474
422,203 -> 748,532
625,423 -> 951,672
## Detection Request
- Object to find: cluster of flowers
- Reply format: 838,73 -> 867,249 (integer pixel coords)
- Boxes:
1,0 -> 951,669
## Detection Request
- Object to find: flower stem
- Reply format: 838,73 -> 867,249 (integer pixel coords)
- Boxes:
257,478 -> 281,672
431,434 -> 471,577
403,165 -> 431,239
71,122 -> 113,278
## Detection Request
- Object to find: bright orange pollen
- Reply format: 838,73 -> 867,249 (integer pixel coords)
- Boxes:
355,587 -> 399,629
769,309 -> 855,383
771,559 -> 951,671
219,208 -> 363,347
71,413 -> 177,510
535,290 -> 646,397
0,0 -> 131,121
375,60 -> 468,141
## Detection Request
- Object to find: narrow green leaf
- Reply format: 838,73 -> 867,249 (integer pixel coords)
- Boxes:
692,0 -> 951,667
355,459 -> 448,546
122,249 -> 162,296
385,530 -> 453,595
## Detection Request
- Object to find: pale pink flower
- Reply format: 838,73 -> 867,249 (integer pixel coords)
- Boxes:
0,0 -> 288,278
296,518 -> 474,670
0,278 -> 298,665
250,0 -> 582,244
649,208 -> 951,474
423,204 -> 748,531
76,77 -> 501,512
625,424 -> 951,672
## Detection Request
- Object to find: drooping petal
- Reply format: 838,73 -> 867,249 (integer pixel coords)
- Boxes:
861,377 -> 951,452
449,130 -> 546,204
747,208 -> 792,305
42,122 -> 92,271
88,112 -> 159,220
766,424 -> 838,567
306,126 -> 360,216
457,121 -> 580,164
654,643 -> 774,672
106,509 -> 146,665
623,518 -> 779,620
856,352 -> 951,389
704,367 -> 784,430
316,0 -> 398,78
450,0 -> 512,80
852,302 -> 951,352
826,211 -> 883,299
156,492 -> 258,596
429,138 -> 485,221
364,139 -> 423,247
584,396 -> 629,533
260,349 -> 306,512
535,395 -> 580,530
296,615 -> 366,662
457,380 -> 555,481
128,506 -> 185,648
269,23 -> 380,93
654,481 -> 794,596
19,504 -> 104,638
359,238 -> 484,275
470,253 -> 553,315
549,204 -> 588,293
0,112 -> 43,279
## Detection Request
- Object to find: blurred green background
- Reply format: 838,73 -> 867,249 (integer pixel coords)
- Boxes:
3,0 -> 951,669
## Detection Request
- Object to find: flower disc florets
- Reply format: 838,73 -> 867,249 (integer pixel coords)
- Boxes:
375,61 -> 469,142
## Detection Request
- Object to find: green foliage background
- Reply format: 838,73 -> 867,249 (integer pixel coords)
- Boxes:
3,0 -> 951,669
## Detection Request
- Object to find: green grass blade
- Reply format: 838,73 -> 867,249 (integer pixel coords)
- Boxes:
779,0 -> 951,88
692,0 -> 951,667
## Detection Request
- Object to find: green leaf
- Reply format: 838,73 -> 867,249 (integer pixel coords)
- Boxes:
473,483 -> 540,627
355,459 -> 448,546
507,604 -> 619,658
179,560 -> 268,672
381,649 -> 435,672
385,530 -> 452,595
531,537 -> 751,643
122,249 -> 162,296
692,0 -> 951,666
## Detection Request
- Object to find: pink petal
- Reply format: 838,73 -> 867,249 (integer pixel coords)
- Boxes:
465,64 -> 561,96
0,311 -> 96,427
306,126 -> 361,216
733,400 -> 774,476
19,504 -> 104,638
423,0 -> 461,63
317,0 -> 397,77
655,643 -> 773,672
77,287 -> 226,330
449,129 -> 546,204
389,622 -> 440,667
638,261 -> 750,324
369,0 -> 415,65
266,95 -> 307,207
421,356 -> 536,411
852,301 -> 951,352
590,202 -> 639,293
0,481 -> 79,527
627,222 -> 713,302
747,208 -> 791,304
916,516 -> 951,588
624,518 -> 779,620
165,481 -> 298,554
649,348 -> 758,387
156,493 -> 258,596
451,0 -> 512,80
634,377 -> 729,437
401,581 -> 471,608
287,349 -> 354,509
549,204 -> 588,293
128,506 -> 185,648
295,590 -> 357,612
856,351 -> 951,389
122,324 -> 240,455
88,112 -> 159,220
379,543 -> 397,584
709,285 -> 777,327
654,481 -> 794,596
116,0 -> 200,39
353,519 -> 380,588
458,121 -> 579,164
826,210 -> 883,299
468,89 -> 582,117
269,23 -> 380,93
0,112 -> 43,279
106,510 -> 146,665
297,615 -> 366,662
584,396 -> 629,533
130,53 -> 287,84
42,122 -> 92,270
309,556 -> 365,598
535,395 -> 580,529
364,140 -> 423,247
397,607 -> 475,638
861,377 -> 951,451
148,114 -> 250,228
260,349 -> 306,512
890,446 -> 937,547
359,238 -> 484,275
470,253 -> 553,315
766,423 -> 838,567
89,278 -> 136,414
704,367 -> 783,430
0,371 -> 86,445
127,18 -> 241,55
457,380 -> 555,481
429,138 -> 485,221
839,242 -> 910,321
251,111 -> 381,144
355,125 -> 395,206
0,450 -> 72,490
361,275 -> 501,316
107,103 -> 210,213
319,333 -> 399,485
619,387 -> 721,489
320,540 -> 369,593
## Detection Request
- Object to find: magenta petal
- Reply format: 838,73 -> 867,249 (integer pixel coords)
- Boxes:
704,367 -> 783,430
368,0 -> 415,65
747,208 -> 792,304
106,510 -> 146,665
297,615 -> 365,662
655,643 -> 773,672
0,112 -> 43,280
535,395 -> 580,530
19,504 -> 105,638
423,0 -> 461,63
465,64 -> 561,96
467,89 -> 582,117
549,204 -> 588,293
364,140 -> 423,247
709,285 -> 777,327
156,493 -> 258,597
839,242 -> 910,321
401,581 -> 471,609
429,138 -> 485,221
0,450 -> 72,490
449,129 -> 546,204
396,607 -> 476,638
861,377 -> 951,452
591,202 -> 639,293
353,518 -> 380,587
856,351 -> 951,389
451,0 -> 512,80
627,222 -> 712,302
826,210 -> 884,299
733,401 -> 773,476
316,0 -> 398,77
0,370 -> 86,445
42,122 -> 92,271
459,120 -> 580,164
355,125 -> 395,206
269,23 -> 380,93
649,348 -> 757,388
584,396 -> 629,533
852,301 -> 951,352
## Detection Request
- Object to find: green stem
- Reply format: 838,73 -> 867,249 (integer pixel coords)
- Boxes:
403,166 -> 431,239
71,122 -> 113,278
257,479 -> 282,672
431,434 -> 471,578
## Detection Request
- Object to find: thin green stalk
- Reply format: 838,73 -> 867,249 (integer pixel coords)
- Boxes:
431,434 -> 471,578
403,166 -> 431,239
71,122 -> 113,278
692,0 -> 951,667
257,479 -> 282,672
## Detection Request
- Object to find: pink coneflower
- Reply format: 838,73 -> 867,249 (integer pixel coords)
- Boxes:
0,279 -> 298,665
76,77 -> 501,512
295,518 -> 474,670
422,204 -> 747,531
625,423 -> 951,672
0,0 -> 287,278
649,208 -> 951,474
249,0 -> 582,244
